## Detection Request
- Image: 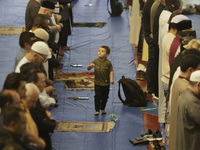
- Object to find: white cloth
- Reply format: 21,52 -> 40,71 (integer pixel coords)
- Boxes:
158,10 -> 172,123
51,14 -> 59,43
161,32 -> 176,84
39,89 -> 56,108
129,0 -> 141,45
15,56 -> 30,73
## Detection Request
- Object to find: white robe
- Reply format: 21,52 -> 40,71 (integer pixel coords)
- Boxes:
129,0 -> 141,45
158,10 -> 172,123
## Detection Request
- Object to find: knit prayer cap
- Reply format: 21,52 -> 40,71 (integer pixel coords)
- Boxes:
190,70 -> 200,82
183,39 -> 200,51
33,28 -> 49,42
31,41 -> 51,59
171,14 -> 192,31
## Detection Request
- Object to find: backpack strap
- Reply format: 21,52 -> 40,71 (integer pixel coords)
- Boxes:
107,0 -> 112,15
118,79 -> 126,104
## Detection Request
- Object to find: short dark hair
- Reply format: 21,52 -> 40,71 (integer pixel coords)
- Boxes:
101,46 -> 110,55
33,14 -> 49,30
0,90 -> 13,109
26,69 -> 43,83
28,39 -> 41,47
3,73 -> 25,91
181,54 -> 200,72
165,0 -> 181,12
183,49 -> 200,56
20,62 -> 39,78
19,31 -> 35,48
3,107 -> 24,126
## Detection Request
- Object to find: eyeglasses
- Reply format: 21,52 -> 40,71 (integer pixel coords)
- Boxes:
36,53 -> 48,62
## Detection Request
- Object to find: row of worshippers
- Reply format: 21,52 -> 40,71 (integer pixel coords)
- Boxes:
129,0 -> 200,149
0,1 -> 70,148
24,0 -> 73,80
0,62 -> 58,149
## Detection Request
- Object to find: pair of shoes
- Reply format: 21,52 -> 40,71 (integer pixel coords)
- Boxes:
146,129 -> 163,141
136,70 -> 146,80
129,136 -> 149,145
101,110 -> 106,114
94,111 -> 99,115
137,64 -> 146,72
140,129 -> 153,138
136,64 -> 146,81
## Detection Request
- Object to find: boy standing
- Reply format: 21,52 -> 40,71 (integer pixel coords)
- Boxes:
87,46 -> 114,115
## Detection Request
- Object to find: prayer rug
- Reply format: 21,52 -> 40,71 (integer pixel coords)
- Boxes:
54,70 -> 95,90
54,121 -> 115,132
72,22 -> 106,27
0,27 -> 25,35
141,102 -> 158,115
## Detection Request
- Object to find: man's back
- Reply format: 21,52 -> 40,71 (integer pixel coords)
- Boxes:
0,127 -> 26,150
25,0 -> 40,31
168,77 -> 189,150
176,88 -> 200,150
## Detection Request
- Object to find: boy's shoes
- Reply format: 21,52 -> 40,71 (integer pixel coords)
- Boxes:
94,112 -> 99,115
101,110 -> 106,114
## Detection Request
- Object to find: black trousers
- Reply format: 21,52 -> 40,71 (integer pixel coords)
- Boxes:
94,84 -> 110,112
59,19 -> 71,46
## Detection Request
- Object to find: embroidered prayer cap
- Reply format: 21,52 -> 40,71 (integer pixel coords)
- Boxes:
183,39 -> 200,51
41,0 -> 55,9
190,70 -> 200,82
31,41 -> 51,59
33,28 -> 49,42
171,14 -> 192,31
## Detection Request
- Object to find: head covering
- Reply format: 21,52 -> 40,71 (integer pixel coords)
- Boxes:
171,14 -> 192,31
183,39 -> 200,51
31,41 -> 51,59
171,14 -> 189,23
41,1 -> 55,9
190,70 -> 200,82
33,28 -> 49,42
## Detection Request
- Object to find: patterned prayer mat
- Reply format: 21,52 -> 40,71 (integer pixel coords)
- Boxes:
54,121 -> 115,132
0,27 -> 25,35
72,22 -> 106,27
54,70 -> 95,90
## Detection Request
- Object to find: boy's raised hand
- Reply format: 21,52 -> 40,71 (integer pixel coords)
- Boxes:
87,63 -> 95,70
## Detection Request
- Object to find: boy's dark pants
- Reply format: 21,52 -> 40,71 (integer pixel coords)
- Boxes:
94,84 -> 110,112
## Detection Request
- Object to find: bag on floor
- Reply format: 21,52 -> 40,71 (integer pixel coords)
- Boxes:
107,0 -> 123,17
118,76 -> 148,107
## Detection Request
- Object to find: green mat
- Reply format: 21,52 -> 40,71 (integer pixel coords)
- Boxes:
72,22 -> 106,27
